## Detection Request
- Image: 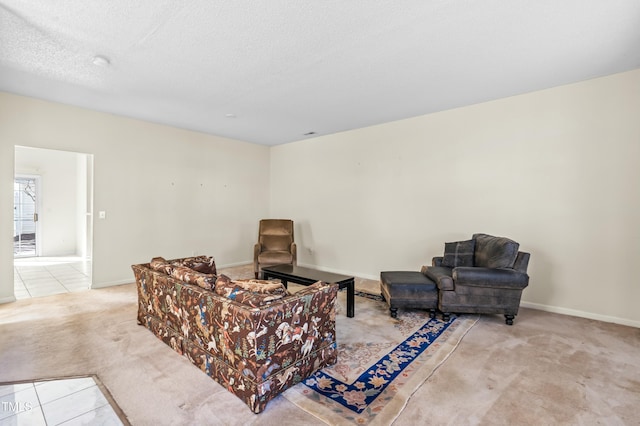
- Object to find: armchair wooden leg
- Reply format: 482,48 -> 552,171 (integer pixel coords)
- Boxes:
255,272 -> 259,279
389,307 -> 398,318
442,312 -> 451,322
429,309 -> 436,319
505,315 -> 515,325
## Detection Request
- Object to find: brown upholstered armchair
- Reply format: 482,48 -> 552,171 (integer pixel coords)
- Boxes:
254,219 -> 297,278
422,233 -> 530,325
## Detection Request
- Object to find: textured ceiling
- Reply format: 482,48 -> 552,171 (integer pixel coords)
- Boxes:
1,1 -> 640,146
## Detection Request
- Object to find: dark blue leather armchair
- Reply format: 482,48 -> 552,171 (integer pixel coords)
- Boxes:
422,233 -> 530,325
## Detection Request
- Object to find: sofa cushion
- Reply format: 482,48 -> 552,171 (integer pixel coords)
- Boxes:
422,265 -> 455,291
442,239 -> 476,268
214,275 -> 288,307
260,235 -> 292,251
172,255 -> 217,275
232,278 -> 289,295
171,266 -> 216,291
150,257 -> 174,275
257,251 -> 294,264
473,233 -> 520,269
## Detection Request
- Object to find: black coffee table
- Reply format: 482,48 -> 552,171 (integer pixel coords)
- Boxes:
262,264 -> 355,318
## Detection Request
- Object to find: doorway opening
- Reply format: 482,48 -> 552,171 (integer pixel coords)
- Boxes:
13,146 -> 94,299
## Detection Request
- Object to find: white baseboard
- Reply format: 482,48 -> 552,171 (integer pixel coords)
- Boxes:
0,295 -> 17,304
90,278 -> 134,289
218,260 -> 252,268
520,301 -> 640,328
298,263 -> 379,281
8,259 -> 637,329
91,261 -> 253,289
301,263 -> 640,329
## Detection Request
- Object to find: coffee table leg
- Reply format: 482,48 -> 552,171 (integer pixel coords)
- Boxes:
346,279 -> 355,318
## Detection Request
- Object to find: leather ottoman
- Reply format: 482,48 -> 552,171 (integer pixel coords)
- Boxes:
380,271 -> 438,318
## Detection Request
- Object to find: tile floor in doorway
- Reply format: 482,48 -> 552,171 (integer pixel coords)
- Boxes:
13,256 -> 92,299
0,376 -> 126,425
7,259 -> 126,424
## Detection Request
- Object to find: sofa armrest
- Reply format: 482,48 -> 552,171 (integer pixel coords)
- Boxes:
253,243 -> 261,274
242,281 -> 338,371
181,280 -> 338,381
432,256 -> 444,267
453,267 -> 529,289
290,242 -> 297,264
513,251 -> 530,274
421,265 -> 454,290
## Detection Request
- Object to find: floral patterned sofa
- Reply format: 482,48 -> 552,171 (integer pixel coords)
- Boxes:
132,256 -> 338,413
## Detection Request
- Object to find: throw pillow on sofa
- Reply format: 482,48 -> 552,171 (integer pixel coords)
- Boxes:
473,233 -> 519,269
232,278 -> 289,295
150,257 -> 174,275
171,266 -> 216,291
214,275 -> 287,307
172,255 -> 217,275
442,239 -> 476,268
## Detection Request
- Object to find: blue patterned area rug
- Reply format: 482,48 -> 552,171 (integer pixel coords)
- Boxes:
284,290 -> 478,425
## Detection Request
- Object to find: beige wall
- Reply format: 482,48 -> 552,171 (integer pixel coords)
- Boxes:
0,93 -> 270,301
271,69 -> 640,327
2,70 -> 639,327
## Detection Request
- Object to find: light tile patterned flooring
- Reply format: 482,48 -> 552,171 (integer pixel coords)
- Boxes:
13,257 -> 92,299
0,376 -> 126,425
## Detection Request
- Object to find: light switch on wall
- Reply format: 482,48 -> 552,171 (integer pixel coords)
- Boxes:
99,211 -> 106,219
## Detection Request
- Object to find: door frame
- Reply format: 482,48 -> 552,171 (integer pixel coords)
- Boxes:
14,174 -> 42,257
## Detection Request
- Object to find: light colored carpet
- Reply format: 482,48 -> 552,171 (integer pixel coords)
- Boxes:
1,265 -> 639,425
283,290 -> 477,425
